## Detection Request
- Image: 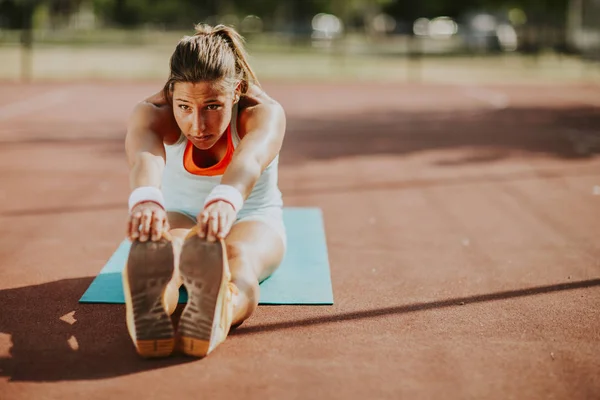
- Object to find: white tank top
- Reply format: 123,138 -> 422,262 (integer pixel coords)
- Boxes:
161,104 -> 283,218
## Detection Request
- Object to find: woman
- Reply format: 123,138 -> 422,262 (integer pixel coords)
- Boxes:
122,23 -> 286,358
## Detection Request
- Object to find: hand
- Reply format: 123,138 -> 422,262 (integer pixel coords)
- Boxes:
127,201 -> 170,242
197,200 -> 236,242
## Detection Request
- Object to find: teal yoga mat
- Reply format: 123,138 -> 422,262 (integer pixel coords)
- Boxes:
80,207 -> 333,305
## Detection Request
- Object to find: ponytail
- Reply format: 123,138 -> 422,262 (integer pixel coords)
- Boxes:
208,24 -> 260,94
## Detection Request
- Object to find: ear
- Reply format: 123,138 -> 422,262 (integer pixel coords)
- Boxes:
233,81 -> 242,102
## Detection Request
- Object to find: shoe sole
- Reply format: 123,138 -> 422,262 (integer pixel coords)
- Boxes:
125,238 -> 175,358
178,235 -> 225,357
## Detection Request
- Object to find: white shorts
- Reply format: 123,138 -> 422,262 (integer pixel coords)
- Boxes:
167,206 -> 287,250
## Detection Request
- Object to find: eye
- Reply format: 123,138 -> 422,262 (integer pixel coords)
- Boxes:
178,104 -> 190,111
206,104 -> 221,111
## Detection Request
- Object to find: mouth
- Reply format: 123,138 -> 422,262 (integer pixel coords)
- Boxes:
190,135 -> 213,144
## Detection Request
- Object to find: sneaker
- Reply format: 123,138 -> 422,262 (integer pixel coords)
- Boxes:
123,233 -> 176,358
177,229 -> 236,357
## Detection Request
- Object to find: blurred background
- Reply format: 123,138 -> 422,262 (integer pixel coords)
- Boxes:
0,0 -> 599,83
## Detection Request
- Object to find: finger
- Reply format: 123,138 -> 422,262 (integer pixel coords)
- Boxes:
139,210 -> 153,242
127,216 -> 134,239
201,210 -> 210,224
198,211 -> 209,238
208,212 -> 219,242
217,212 -> 228,239
129,212 -> 142,240
151,213 -> 164,241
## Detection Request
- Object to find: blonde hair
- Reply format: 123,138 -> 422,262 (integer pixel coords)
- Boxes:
163,23 -> 259,102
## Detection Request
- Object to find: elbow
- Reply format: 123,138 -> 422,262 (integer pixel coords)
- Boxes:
133,152 -> 164,171
243,161 -> 262,198
128,152 -> 165,189
241,156 -> 262,186
248,158 -> 263,181
130,152 -> 165,183
225,155 -> 262,197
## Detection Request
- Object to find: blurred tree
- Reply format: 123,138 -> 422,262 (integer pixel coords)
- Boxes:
0,0 -> 572,30
92,0 -> 218,28
0,0 -> 38,29
0,0 -> 84,29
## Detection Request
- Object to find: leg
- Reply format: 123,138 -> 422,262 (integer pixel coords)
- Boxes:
226,220 -> 286,325
162,211 -> 196,313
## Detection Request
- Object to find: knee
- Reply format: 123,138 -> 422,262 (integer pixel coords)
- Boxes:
226,240 -> 249,261
226,241 -> 260,306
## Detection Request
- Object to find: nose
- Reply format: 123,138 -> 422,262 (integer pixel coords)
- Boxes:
190,113 -> 205,137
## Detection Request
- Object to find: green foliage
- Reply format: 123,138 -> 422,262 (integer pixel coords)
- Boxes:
91,0 -> 219,28
0,0 -> 572,30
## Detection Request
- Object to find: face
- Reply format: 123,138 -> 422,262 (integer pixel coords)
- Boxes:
172,80 -> 238,150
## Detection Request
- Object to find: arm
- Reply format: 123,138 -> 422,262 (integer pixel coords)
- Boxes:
125,92 -> 180,189
124,93 -> 179,242
221,91 -> 286,198
200,88 -> 286,241
125,102 -> 166,189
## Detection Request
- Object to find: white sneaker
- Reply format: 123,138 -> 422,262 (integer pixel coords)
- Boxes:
177,229 -> 236,357
123,233 -> 176,358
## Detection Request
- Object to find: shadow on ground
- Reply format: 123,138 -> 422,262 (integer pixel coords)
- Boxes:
0,203 -> 125,217
0,278 -> 192,382
280,106 -> 600,164
232,278 -> 600,336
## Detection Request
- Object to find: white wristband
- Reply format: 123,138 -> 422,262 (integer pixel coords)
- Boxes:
204,184 -> 244,213
128,186 -> 165,212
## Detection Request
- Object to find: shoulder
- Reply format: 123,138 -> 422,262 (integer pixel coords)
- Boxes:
129,91 -> 181,145
236,84 -> 285,139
